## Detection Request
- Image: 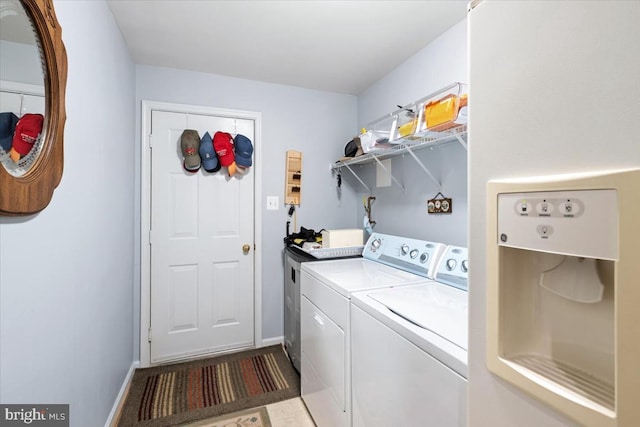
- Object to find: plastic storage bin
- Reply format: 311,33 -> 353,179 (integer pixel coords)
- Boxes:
367,103 -> 420,145
414,82 -> 468,138
395,103 -> 418,140
425,93 -> 467,131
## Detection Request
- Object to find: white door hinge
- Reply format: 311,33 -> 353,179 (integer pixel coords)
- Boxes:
149,230 -> 153,245
148,328 -> 152,343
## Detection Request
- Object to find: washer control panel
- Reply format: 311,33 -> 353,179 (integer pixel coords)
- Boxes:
363,233 -> 447,279
434,246 -> 469,291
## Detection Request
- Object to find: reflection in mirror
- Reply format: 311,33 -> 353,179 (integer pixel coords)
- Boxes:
0,0 -> 46,177
0,0 -> 67,216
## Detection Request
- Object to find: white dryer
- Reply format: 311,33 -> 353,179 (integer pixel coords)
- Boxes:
350,245 -> 469,427
300,233 -> 446,427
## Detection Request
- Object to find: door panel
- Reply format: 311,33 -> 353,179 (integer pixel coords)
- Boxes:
150,110 -> 254,363
169,265 -> 198,331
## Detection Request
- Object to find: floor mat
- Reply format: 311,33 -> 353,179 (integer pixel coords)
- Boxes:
179,406 -> 271,427
117,345 -> 299,426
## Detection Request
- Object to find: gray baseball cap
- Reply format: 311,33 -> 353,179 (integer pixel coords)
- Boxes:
180,129 -> 201,172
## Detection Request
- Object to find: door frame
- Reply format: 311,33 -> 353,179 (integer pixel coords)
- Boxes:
139,100 -> 263,367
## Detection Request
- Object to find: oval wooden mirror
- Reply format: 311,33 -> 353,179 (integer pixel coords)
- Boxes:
0,0 -> 67,215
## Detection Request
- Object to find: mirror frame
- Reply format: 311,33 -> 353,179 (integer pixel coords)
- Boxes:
0,0 -> 67,216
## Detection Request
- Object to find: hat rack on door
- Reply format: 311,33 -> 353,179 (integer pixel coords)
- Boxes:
331,82 -> 468,193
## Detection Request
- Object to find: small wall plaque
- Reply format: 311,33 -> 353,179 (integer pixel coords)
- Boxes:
428,192 -> 452,214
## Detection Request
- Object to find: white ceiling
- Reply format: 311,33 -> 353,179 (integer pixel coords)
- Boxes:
106,0 -> 468,95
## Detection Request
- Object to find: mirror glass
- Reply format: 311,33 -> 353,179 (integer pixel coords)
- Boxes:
0,0 -> 46,177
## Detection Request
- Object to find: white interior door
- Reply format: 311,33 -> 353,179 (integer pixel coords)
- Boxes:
150,110 -> 255,364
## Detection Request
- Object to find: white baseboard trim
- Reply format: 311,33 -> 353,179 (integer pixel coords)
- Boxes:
260,336 -> 284,347
105,360 -> 139,427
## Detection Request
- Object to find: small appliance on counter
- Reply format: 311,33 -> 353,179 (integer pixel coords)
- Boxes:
321,228 -> 363,248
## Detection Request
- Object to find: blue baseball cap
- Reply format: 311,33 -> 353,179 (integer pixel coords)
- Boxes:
199,131 -> 221,173
0,112 -> 19,152
234,134 -> 253,168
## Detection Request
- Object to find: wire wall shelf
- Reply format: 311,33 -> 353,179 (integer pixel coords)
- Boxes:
331,124 -> 467,193
332,124 -> 467,169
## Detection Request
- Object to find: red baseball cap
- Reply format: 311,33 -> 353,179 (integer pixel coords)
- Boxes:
213,131 -> 235,167
12,113 -> 44,156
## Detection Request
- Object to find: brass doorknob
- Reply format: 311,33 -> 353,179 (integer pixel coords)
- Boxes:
242,244 -> 251,254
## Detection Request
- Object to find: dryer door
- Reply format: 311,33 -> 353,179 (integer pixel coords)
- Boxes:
301,296 -> 347,427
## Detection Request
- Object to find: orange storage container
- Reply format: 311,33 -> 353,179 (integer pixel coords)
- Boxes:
398,118 -> 418,138
425,93 -> 467,131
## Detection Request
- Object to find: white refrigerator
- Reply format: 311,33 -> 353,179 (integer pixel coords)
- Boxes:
468,1 -> 640,427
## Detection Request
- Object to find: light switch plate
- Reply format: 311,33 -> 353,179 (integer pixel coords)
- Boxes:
266,196 -> 279,210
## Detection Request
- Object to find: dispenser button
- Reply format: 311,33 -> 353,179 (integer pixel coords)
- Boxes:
561,199 -> 582,217
537,201 -> 553,215
536,224 -> 554,237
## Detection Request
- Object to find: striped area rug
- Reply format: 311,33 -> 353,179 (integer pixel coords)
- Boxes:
117,345 -> 299,427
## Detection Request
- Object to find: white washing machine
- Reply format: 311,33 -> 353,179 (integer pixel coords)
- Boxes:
350,245 -> 469,427
300,233 -> 446,427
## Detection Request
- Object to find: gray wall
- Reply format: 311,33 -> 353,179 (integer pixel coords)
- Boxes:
353,19 -> 468,246
134,66 -> 359,347
0,1 -> 135,426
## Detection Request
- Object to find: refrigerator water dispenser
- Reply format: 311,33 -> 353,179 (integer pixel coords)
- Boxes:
486,170 -> 640,427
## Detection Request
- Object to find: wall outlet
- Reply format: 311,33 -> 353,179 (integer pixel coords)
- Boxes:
266,196 -> 279,210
